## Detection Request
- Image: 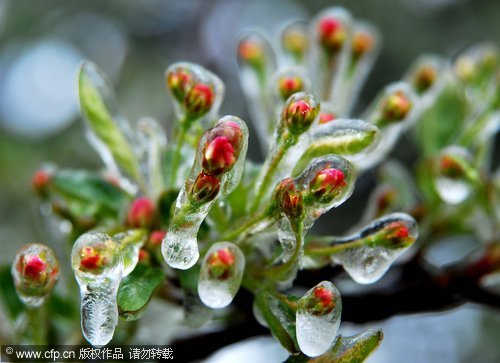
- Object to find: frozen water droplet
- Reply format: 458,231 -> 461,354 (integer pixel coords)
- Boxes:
162,117 -> 248,270
114,230 -> 146,276
12,243 -> 59,308
296,281 -> 342,357
71,232 -> 123,347
198,242 -> 245,309
435,177 -> 471,204
332,213 -> 418,284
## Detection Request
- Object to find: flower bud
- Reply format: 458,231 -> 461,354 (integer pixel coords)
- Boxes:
32,170 -> 52,197
189,172 -> 221,205
304,286 -> 336,316
126,197 -> 155,228
149,230 -> 166,247
278,76 -> 304,101
352,31 -> 374,60
207,247 -> 235,280
275,178 -> 304,219
184,83 -> 214,118
318,16 -> 347,53
318,111 -> 336,124
383,221 -> 412,248
202,121 -> 243,175
439,155 -> 464,179
12,243 -> 59,307
138,248 -> 150,263
282,25 -> 309,60
166,67 -> 194,103
380,90 -> 412,122
308,168 -> 346,204
413,65 -> 437,93
238,39 -> 265,69
282,92 -> 320,135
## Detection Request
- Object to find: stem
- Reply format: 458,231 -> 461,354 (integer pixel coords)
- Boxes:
222,211 -> 270,241
250,139 -> 291,213
305,238 -> 364,256
169,120 -> 189,188
17,306 -> 46,344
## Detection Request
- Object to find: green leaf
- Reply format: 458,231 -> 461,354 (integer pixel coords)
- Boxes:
0,265 -> 24,320
78,62 -> 142,182
293,120 -> 379,176
286,329 -> 383,363
117,263 -> 164,321
255,290 -> 300,354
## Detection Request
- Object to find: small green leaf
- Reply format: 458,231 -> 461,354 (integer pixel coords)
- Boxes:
255,291 -> 300,354
0,265 -> 24,320
117,264 -> 164,321
286,329 -> 383,363
79,62 -> 142,182
294,120 -> 379,176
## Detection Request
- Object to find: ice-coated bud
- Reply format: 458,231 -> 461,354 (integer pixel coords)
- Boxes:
380,90 -> 412,122
184,83 -> 214,118
275,178 -> 304,220
126,197 -> 155,228
278,76 -> 305,101
296,281 -> 342,357
413,65 -> 437,93
382,221 -> 413,249
281,22 -> 309,61
32,170 -> 52,196
439,155 -> 465,179
202,121 -> 243,175
238,39 -> 265,69
189,172 -> 221,205
318,112 -> 336,124
307,168 -> 346,204
166,67 -> 194,103
317,15 -> 347,53
207,247 -> 235,280
12,243 -> 59,308
282,92 -> 320,135
352,30 -> 374,60
198,242 -> 245,309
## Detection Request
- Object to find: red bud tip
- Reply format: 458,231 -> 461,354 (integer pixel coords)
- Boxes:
439,155 -> 464,178
381,91 -> 412,122
352,31 -> 374,59
319,112 -> 336,124
189,172 -> 221,204
149,230 -> 166,246
202,136 -> 236,175
313,286 -> 335,308
283,95 -> 320,135
395,226 -> 409,239
79,247 -> 105,272
385,222 -> 413,248
184,83 -> 214,118
309,168 -> 346,203
318,16 -> 347,53
126,197 -> 155,228
22,256 -> 47,281
414,66 -> 437,93
208,248 -> 235,280
238,40 -> 264,65
32,170 -> 51,195
276,178 -> 304,219
278,76 -> 304,100
167,68 -> 193,103
138,249 -> 150,262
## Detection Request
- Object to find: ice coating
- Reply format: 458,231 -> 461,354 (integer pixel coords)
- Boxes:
71,232 -> 123,347
136,117 -> 167,199
12,243 -> 59,308
280,20 -> 310,66
165,62 -> 224,127
310,7 -> 353,103
271,67 -> 311,109
332,213 -> 418,284
237,30 -> 277,151
434,146 -> 476,205
198,242 -> 245,309
276,155 -> 355,263
113,230 -> 147,277
162,116 -> 248,269
296,281 -> 342,357
353,82 -> 419,171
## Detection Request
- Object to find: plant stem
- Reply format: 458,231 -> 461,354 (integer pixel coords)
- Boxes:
222,211 -> 270,241
305,239 -> 364,256
169,120 -> 189,188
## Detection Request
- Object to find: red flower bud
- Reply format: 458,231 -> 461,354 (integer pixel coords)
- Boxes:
207,247 -> 235,280
167,68 -> 194,103
318,112 -> 336,124
275,178 -> 304,219
308,168 -> 346,203
278,76 -> 304,101
79,247 -> 104,272
202,136 -> 236,175
126,197 -> 155,228
352,31 -> 374,60
149,230 -> 166,246
282,93 -> 320,135
21,256 -> 47,282
138,248 -> 150,263
318,16 -> 347,53
384,222 -> 412,248
238,39 -> 265,68
439,155 -> 464,179
189,172 -> 221,204
413,65 -> 437,93
380,91 -> 412,122
184,83 -> 214,118
306,286 -> 336,315
32,170 -> 51,196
